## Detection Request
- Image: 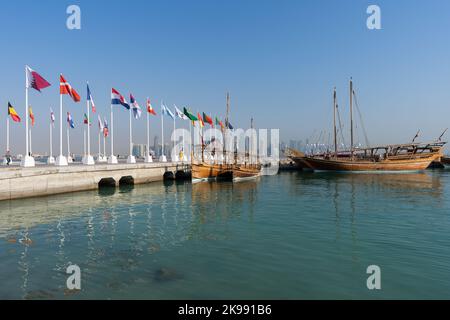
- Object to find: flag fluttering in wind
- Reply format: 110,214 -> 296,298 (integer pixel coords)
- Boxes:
67,112 -> 75,128
162,103 -> 174,119
87,84 -> 96,113
215,116 -> 224,130
175,105 -> 187,120
50,108 -> 55,126
8,102 -> 21,122
98,114 -> 104,131
111,88 -> 130,110
29,106 -> 35,126
227,122 -> 234,129
26,66 -> 51,92
147,98 -> 156,115
183,107 -> 198,121
103,118 -> 109,137
60,74 -> 81,102
197,112 -> 204,128
203,112 -> 213,127
130,94 -> 142,119
83,113 -> 91,125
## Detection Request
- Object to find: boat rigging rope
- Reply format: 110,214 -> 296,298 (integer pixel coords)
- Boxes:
336,103 -> 346,148
352,90 -> 371,148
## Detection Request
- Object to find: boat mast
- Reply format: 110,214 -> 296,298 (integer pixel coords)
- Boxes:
250,117 -> 254,164
224,92 -> 230,164
350,78 -> 354,159
333,87 -> 337,158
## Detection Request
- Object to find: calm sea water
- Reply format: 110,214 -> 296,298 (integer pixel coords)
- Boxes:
1,170 -> 450,299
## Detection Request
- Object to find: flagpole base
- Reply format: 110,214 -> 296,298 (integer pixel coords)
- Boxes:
82,155 -> 95,165
2,158 -> 8,165
20,155 -> 35,167
96,155 -> 107,163
172,155 -> 180,162
108,155 -> 118,164
181,155 -> 188,162
68,156 -> 74,164
47,156 -> 55,165
126,155 -> 136,164
159,155 -> 167,162
55,155 -> 68,166
144,154 -> 153,163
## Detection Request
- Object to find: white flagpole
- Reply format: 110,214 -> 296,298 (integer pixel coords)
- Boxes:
173,115 -> 178,162
29,128 -> 32,155
87,93 -> 90,156
144,99 -> 152,163
21,66 -> 35,167
83,85 -> 94,165
98,131 -> 101,159
103,133 -> 106,158
161,109 -> 164,157
111,104 -> 114,155
127,105 -> 136,163
189,120 -> 192,161
67,127 -> 70,160
159,103 -> 166,162
50,123 -> 52,158
55,90 -> 68,166
6,118 -> 9,153
83,129 -> 86,156
108,91 -> 118,164
47,113 -> 55,165
182,120 -> 185,162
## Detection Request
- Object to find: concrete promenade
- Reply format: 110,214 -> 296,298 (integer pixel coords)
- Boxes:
0,161 -> 190,201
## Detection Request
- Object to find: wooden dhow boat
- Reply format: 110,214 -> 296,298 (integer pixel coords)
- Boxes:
191,93 -> 261,182
291,79 -> 446,172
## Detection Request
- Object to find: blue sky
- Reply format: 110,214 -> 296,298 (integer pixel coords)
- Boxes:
1,0 -> 450,155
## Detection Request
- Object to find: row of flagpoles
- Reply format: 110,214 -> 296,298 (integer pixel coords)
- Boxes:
4,65 -> 234,167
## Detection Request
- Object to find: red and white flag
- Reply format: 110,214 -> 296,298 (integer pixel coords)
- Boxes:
60,74 -> 80,102
26,65 -> 51,92
147,98 -> 156,115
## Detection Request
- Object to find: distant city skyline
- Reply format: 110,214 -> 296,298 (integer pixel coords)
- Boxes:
1,0 -> 450,156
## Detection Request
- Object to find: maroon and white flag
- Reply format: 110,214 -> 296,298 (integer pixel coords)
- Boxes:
26,65 -> 51,92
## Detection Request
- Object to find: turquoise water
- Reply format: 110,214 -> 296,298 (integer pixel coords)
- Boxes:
1,170 -> 450,299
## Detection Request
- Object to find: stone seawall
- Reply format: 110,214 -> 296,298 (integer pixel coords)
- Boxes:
0,162 -> 189,201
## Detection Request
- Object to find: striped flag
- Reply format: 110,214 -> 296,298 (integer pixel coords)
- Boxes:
87,84 -> 96,113
197,112 -> 204,128
111,88 -> 130,110
29,106 -> 35,126
60,74 -> 80,102
67,112 -> 75,128
8,102 -> 21,122
83,113 -> 91,125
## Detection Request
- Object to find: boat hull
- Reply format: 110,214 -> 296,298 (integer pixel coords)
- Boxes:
300,154 -> 440,172
232,164 -> 262,181
441,156 -> 450,166
191,163 -> 233,181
